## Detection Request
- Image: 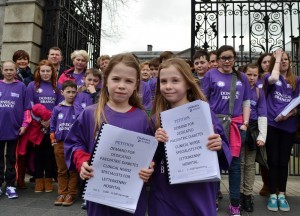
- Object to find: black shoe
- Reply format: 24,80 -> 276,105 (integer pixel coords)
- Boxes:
243,194 -> 254,212
217,191 -> 223,200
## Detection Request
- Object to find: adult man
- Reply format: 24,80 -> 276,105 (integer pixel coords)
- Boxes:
47,47 -> 65,79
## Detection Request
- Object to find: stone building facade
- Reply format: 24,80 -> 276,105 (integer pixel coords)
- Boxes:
0,0 -> 44,69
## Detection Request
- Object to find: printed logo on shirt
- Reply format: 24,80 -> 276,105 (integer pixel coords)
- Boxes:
0,100 -> 15,108
258,83 -> 263,89
236,81 -> 242,86
72,115 -> 76,119
58,113 -> 64,119
250,100 -> 257,106
217,81 -> 225,87
53,90 -> 56,93
37,88 -> 43,93
58,123 -> 73,131
287,84 -> 292,89
38,96 -> 56,104
11,92 -> 20,98
81,103 -> 86,108
274,90 -> 292,102
275,80 -> 282,86
0,92 -> 2,97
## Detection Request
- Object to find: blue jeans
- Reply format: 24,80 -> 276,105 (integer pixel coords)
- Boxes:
228,129 -> 246,201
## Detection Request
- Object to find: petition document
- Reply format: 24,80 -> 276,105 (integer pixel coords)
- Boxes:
84,124 -> 158,213
160,100 -> 220,184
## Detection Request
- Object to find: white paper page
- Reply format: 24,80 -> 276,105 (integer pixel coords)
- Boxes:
160,100 -> 220,184
275,95 -> 300,122
84,124 -> 158,213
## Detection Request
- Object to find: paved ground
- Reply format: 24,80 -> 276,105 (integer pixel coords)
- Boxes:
0,175 -> 299,215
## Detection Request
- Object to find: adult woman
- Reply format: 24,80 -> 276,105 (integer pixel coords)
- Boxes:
265,49 -> 299,212
25,60 -> 60,193
202,45 -> 251,216
58,50 -> 89,87
12,50 -> 34,86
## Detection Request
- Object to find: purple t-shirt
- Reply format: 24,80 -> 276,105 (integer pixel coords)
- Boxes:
0,80 -> 27,140
141,81 -> 152,111
249,86 -> 267,121
50,104 -> 76,141
74,91 -> 96,117
72,73 -> 85,88
25,81 -> 59,111
64,104 -> 150,216
202,68 -> 250,117
264,73 -> 300,133
256,78 -> 264,89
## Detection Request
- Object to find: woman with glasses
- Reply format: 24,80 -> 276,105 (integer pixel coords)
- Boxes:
202,45 -> 250,216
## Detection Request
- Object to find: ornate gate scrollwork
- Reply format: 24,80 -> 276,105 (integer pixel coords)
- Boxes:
192,0 -> 300,73
41,0 -> 102,67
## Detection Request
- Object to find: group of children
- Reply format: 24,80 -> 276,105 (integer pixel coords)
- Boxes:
0,46 -> 299,216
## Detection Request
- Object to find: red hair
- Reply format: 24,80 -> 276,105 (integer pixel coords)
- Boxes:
34,60 -> 58,93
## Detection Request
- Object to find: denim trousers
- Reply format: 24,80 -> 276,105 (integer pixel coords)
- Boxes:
228,129 -> 246,201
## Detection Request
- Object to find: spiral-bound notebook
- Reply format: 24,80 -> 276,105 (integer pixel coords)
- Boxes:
83,123 -> 158,213
160,100 -> 220,184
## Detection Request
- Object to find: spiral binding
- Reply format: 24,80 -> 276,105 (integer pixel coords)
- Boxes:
160,113 -> 172,184
82,123 -> 105,198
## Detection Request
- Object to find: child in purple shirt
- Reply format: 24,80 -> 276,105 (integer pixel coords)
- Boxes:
240,63 -> 267,212
150,58 -> 231,216
202,45 -> 251,215
265,49 -> 300,212
0,61 -> 27,199
50,80 -> 78,206
64,53 -> 154,216
74,68 -> 101,117
25,60 -> 60,193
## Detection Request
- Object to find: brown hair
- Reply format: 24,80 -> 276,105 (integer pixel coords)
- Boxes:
151,58 -> 207,130
94,53 -> 144,134
269,51 -> 297,90
12,50 -> 30,62
34,60 -> 58,93
78,68 -> 102,93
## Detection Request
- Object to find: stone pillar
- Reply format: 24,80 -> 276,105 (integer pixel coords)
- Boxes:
0,0 -> 45,69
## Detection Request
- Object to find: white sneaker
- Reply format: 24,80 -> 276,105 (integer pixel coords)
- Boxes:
5,186 -> 18,199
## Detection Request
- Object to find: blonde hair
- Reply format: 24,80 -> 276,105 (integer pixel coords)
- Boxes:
94,53 -> 144,134
152,58 -> 207,130
70,50 -> 90,62
139,61 -> 150,70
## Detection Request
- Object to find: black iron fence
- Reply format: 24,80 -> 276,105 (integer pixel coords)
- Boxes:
41,0 -> 102,67
191,0 -> 300,75
192,0 -> 300,175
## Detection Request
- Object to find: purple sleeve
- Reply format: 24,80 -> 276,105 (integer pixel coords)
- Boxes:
201,71 -> 211,99
242,74 -> 251,102
25,82 -> 35,110
73,93 -> 84,117
211,112 -> 232,170
142,81 -> 152,111
56,83 -> 64,104
50,106 -> 58,133
257,89 -> 267,117
64,106 -> 95,170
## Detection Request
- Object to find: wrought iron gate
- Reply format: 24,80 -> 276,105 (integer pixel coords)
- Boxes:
191,0 -> 300,74
192,0 -> 300,176
41,0 -> 102,67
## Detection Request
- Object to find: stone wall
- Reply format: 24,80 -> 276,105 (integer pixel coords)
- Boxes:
0,0 -> 45,69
